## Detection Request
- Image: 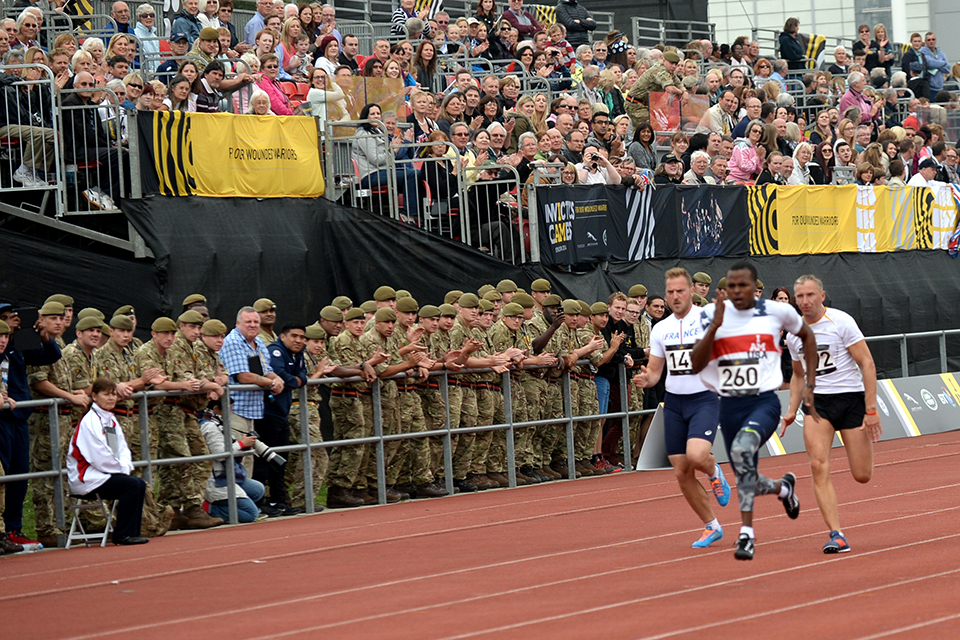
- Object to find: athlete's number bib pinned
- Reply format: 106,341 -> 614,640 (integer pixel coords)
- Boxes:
665,344 -> 694,375
718,357 -> 760,396
815,344 -> 836,376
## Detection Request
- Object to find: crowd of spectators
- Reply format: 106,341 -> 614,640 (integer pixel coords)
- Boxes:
2,3 -> 960,212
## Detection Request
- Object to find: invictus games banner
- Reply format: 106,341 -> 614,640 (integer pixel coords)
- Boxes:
138,111 -> 325,198
536,185 -> 628,265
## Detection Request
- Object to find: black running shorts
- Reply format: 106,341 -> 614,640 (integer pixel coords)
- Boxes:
802,391 -> 866,431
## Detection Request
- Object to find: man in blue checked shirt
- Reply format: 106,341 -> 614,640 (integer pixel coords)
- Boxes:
220,305 -> 284,445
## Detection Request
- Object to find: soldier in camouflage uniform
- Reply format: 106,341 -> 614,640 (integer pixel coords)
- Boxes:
28,303 -> 89,547
512,292 -> 556,482
112,305 -> 144,354
92,314 -> 173,536
487,302 -> 533,484
624,50 -> 685,128
627,285 -> 650,461
573,302 -> 604,475
325,308 -> 382,508
43,295 -> 74,350
391,300 -> 448,499
429,304 -> 462,484
415,305 -> 457,483
137,316 -> 222,529
535,295 -> 570,478
472,299 -> 508,488
254,298 -> 278,345
287,322 -> 331,510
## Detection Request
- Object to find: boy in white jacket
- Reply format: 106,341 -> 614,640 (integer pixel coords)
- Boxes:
67,377 -> 148,545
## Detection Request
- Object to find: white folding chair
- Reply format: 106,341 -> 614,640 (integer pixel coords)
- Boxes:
65,494 -> 117,549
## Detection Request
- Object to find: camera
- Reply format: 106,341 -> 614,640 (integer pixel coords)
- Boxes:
237,428 -> 286,471
591,153 -> 600,161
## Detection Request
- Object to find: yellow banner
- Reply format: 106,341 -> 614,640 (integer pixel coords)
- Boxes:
747,184 -> 959,255
776,185 -> 859,254
186,113 -> 324,198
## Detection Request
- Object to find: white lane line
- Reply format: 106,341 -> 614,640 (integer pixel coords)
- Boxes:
58,505 -> 960,640
847,612 -> 960,640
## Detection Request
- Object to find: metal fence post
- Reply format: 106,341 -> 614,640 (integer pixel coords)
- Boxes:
900,335 -> 909,377
220,387 -> 238,525
49,402 -> 66,541
619,364 -> 633,472
502,371 -> 516,488
562,371 -> 575,480
441,369 -> 454,496
137,392 -> 152,485
939,331 -> 948,373
371,378 -> 386,504
298,384 -> 315,514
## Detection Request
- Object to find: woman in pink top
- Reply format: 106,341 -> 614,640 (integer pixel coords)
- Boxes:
256,53 -> 293,115
728,119 -> 766,182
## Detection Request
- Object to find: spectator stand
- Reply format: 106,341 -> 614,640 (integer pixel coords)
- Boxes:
0,64 -> 60,205
631,16 -> 715,50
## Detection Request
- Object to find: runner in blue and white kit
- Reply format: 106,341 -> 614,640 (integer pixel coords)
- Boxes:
633,268 -> 731,549
782,274 -> 882,554
691,262 -> 821,560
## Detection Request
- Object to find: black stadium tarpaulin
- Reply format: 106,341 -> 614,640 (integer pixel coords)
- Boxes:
537,184 -> 750,265
108,194 -> 960,378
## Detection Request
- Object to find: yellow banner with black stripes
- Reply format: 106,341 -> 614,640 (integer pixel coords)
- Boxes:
746,184 -> 959,255
138,111 -> 324,198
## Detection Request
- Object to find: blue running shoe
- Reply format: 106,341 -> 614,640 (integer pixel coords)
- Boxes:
823,530 -> 850,554
710,467 -> 731,507
692,526 -> 723,548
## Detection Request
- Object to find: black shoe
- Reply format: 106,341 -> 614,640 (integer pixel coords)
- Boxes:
326,486 -> 364,508
275,503 -> 301,516
734,533 -> 755,560
780,472 -> 800,519
519,465 -> 545,482
416,482 -> 449,498
115,536 -> 150,546
396,482 -> 419,499
454,478 -> 478,493
260,503 -> 283,518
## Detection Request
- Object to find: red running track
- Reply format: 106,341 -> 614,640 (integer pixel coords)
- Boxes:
2,431 -> 959,640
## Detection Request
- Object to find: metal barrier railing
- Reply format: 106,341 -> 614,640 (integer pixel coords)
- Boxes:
0,360 -> 653,541
865,329 -> 960,378
632,17 -> 715,50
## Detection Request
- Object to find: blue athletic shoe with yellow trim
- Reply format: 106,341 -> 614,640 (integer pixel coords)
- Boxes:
710,466 -> 731,507
823,530 -> 850,554
692,525 -> 723,548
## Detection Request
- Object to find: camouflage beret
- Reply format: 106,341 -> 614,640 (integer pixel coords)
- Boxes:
178,310 -> 205,325
458,293 -> 480,308
444,290 -> 464,305
359,300 -> 377,313
590,301 -> 609,314
477,284 -> 495,297
478,299 -> 494,312
395,289 -> 411,299
304,323 -> 325,340
253,298 -> 276,312
39,301 -> 66,316
201,319 -> 228,336
578,300 -> 592,315
331,295 -> 353,311
45,294 -> 74,307
628,284 -> 647,297
110,315 -> 134,331
75,316 -> 102,331
77,307 -> 104,320
513,293 -> 535,308
344,308 -> 365,321
151,317 -> 178,332
418,305 -> 441,318
182,294 -> 206,306
373,286 -> 397,302
113,304 -> 135,316
438,304 -> 458,317
542,294 -> 562,306
496,279 -> 518,293
396,297 -> 419,313
374,308 -> 397,322
501,302 -> 524,317
482,290 -> 502,301
319,305 -> 344,322
531,278 -> 552,292
717,277 -> 727,290
0,320 -> 9,334
693,271 -> 712,284
561,299 -> 581,314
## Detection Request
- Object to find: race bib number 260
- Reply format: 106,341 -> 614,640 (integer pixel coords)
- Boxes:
718,357 -> 760,396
